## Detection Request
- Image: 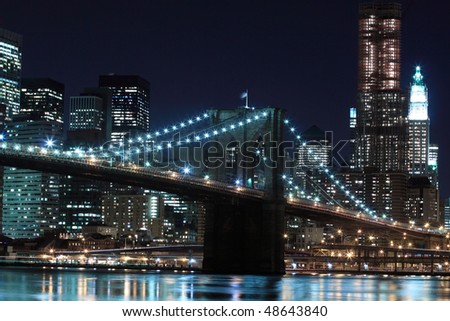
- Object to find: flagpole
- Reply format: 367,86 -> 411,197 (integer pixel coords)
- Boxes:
245,89 -> 248,108
241,89 -> 249,108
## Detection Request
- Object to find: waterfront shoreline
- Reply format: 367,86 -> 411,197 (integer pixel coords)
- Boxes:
1,261 -> 450,277
0,261 -> 200,273
287,269 -> 450,277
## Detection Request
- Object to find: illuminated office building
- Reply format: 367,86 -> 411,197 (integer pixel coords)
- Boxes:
67,75 -> 150,236
99,75 -> 150,143
0,28 -> 22,120
60,88 -> 112,235
67,87 -> 112,146
295,125 -> 332,199
407,66 -> 429,176
2,79 -> 64,238
404,66 -> 440,224
0,104 -> 5,232
355,3 -> 406,172
59,176 -> 104,236
295,125 -> 331,173
351,3 -> 407,221
102,194 -> 152,238
349,107 -> 357,167
428,144 -> 439,188
20,78 -> 64,123
406,176 -> 440,224
444,198 -> 450,230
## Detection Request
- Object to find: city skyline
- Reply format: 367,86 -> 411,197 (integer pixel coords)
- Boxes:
3,2 -> 450,304
2,0 -> 450,196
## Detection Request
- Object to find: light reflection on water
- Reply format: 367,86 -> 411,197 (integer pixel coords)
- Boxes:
1,267 -> 450,301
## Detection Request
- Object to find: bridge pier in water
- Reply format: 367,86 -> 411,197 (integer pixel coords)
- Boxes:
202,198 -> 286,274
202,107 -> 286,274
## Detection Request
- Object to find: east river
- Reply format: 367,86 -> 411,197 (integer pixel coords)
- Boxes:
1,266 -> 450,301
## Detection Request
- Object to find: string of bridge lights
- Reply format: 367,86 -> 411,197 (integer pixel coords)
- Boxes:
144,111 -> 268,153
82,110 -> 268,155
281,118 -> 390,222
1,111 -> 448,234
0,110 -> 212,154
1,110 -> 270,166
137,111 -> 210,141
282,172 -> 344,207
91,111 -> 213,150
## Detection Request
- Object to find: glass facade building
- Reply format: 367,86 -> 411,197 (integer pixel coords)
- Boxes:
0,28 -> 22,120
67,87 -> 112,146
295,125 -> 332,200
61,88 -> 113,235
2,79 -> 64,238
3,119 -> 63,238
444,198 -> 450,230
99,75 -> 150,143
428,144 -> 439,188
69,96 -> 104,131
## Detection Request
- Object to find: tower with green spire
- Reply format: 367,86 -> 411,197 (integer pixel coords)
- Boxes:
407,66 -> 429,176
406,66 -> 441,224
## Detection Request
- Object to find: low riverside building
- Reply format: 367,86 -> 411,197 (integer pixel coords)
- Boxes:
67,234 -> 116,251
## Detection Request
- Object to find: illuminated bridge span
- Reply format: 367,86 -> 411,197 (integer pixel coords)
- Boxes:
0,141 -> 441,237
285,199 -> 444,239
0,107 -> 446,273
0,143 -> 266,202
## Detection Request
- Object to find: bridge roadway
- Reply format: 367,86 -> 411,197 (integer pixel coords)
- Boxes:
0,144 -> 446,240
0,144 -> 266,201
286,199 -> 446,239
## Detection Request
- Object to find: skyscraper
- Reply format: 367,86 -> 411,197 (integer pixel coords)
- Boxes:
356,3 -> 406,172
0,28 -> 22,120
2,78 -> 64,238
353,3 -> 407,220
407,66 -> 429,176
444,198 -> 450,230
60,87 -> 112,235
0,29 -> 22,233
0,104 -> 6,232
67,87 -> 112,146
295,125 -> 332,199
19,78 -> 64,140
404,67 -> 441,224
428,144 -> 439,188
99,75 -> 150,143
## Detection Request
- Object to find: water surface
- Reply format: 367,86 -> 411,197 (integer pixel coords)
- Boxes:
1,267 -> 450,301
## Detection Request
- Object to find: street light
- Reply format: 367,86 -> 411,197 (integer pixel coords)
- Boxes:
284,233 -> 289,250
356,229 -> 362,245
125,235 -> 132,249
337,229 -> 343,244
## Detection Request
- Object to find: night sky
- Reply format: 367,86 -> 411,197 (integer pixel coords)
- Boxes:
2,0 -> 450,195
